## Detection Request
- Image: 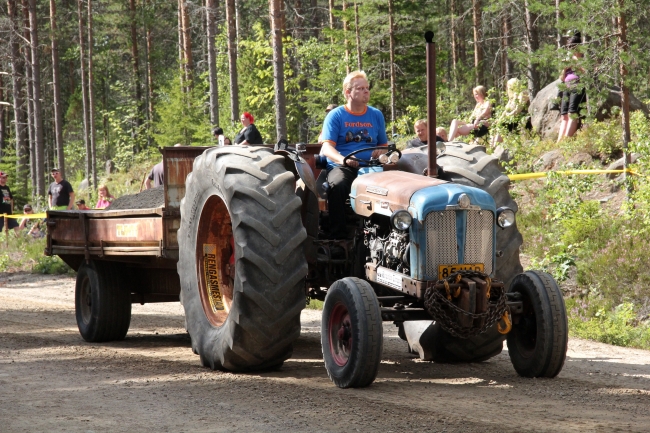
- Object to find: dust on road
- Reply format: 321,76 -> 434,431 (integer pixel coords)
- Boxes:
1,272 -> 649,432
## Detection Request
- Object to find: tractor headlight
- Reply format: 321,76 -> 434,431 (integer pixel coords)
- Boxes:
378,153 -> 389,164
457,193 -> 471,209
391,210 -> 412,231
496,207 -> 516,228
389,152 -> 400,163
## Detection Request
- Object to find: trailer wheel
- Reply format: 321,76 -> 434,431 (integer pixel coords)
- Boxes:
75,261 -> 132,342
506,271 -> 568,378
178,146 -> 308,371
321,277 -> 382,388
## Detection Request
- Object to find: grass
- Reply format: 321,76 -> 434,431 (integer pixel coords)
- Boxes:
0,233 -> 72,275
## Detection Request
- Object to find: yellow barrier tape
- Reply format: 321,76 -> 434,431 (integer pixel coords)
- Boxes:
508,168 -> 637,181
0,213 -> 47,219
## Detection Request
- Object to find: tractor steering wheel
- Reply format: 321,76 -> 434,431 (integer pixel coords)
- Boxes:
343,145 -> 401,167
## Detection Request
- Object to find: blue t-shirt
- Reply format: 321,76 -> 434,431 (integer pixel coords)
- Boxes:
321,105 -> 388,170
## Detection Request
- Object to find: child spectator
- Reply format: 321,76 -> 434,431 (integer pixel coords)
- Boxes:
18,204 -> 44,238
95,185 -> 115,209
76,199 -> 90,210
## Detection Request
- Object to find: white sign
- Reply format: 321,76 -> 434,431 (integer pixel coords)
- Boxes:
376,267 -> 403,290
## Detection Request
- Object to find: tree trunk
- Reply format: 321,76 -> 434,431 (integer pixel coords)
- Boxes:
342,0 -> 349,74
269,0 -> 287,141
180,0 -> 193,83
0,76 -> 4,159
177,0 -> 184,88
88,0 -> 97,190
8,0 -> 28,198
145,0 -> 154,124
501,12 -> 513,83
329,0 -> 334,36
129,0 -> 143,125
450,0 -> 458,88
354,1 -> 361,71
472,0 -> 483,85
28,0 -> 45,195
21,0 -> 36,194
556,0 -> 562,49
78,0 -> 91,189
49,0 -> 65,179
206,0 -> 219,128
225,0 -> 239,124
617,0 -> 631,191
523,0 -> 540,97
388,0 -> 396,136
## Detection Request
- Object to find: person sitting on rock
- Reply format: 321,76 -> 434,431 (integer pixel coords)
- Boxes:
448,86 -> 492,142
491,78 -> 530,147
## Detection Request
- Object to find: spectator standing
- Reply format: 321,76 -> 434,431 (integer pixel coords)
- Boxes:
0,171 -> 19,233
234,112 -> 264,145
320,70 -> 388,240
76,199 -> 90,210
48,168 -> 75,210
212,127 -> 226,146
18,204 -> 44,238
557,32 -> 587,143
95,185 -> 115,209
448,86 -> 492,141
145,161 -> 164,189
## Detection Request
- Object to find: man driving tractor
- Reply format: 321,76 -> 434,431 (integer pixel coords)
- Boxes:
319,70 -> 388,240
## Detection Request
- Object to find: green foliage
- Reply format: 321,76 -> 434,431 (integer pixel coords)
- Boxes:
0,234 -> 71,275
153,74 -> 211,148
567,298 -> 650,349
306,299 -> 324,310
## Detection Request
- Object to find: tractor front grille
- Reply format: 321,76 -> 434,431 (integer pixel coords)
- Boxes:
424,209 -> 494,279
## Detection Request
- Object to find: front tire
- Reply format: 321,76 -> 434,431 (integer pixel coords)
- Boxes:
321,277 -> 383,388
178,146 -> 308,371
506,271 -> 568,378
75,261 -> 132,342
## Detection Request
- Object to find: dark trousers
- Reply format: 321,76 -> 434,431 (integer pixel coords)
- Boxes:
327,166 -> 358,239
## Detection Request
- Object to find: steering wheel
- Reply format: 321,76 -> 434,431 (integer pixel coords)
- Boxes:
342,145 -> 402,167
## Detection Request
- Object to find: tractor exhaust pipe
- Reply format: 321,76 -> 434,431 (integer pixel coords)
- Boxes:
425,31 -> 437,178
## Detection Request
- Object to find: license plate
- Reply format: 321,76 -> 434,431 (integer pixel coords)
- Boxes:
438,263 -> 484,280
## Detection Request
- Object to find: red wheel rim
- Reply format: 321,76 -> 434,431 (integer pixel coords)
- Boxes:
329,302 -> 353,366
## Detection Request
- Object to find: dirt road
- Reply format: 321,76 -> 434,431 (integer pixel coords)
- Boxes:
1,272 -> 649,432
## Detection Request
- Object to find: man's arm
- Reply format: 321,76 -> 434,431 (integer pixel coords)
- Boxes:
67,192 -> 75,210
145,178 -> 152,189
321,141 -> 359,168
48,192 -> 52,208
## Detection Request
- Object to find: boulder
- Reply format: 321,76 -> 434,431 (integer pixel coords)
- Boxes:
105,160 -> 115,174
529,80 -> 649,139
606,153 -> 640,179
567,152 -> 593,167
78,178 -> 89,192
534,149 -> 564,171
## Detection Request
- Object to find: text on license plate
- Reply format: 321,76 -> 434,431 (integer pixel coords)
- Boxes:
438,263 -> 484,280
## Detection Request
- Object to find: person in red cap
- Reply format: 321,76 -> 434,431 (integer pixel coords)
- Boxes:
0,171 -> 19,232
234,112 -> 263,145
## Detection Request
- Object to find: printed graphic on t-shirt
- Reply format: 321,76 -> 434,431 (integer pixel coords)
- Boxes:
2,189 -> 10,204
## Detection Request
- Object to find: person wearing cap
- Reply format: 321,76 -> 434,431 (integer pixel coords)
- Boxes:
0,171 -> 19,232
48,168 -> 75,210
18,204 -> 43,238
234,112 -> 263,145
76,199 -> 90,210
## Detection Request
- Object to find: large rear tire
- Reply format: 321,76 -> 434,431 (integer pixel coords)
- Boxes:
321,277 -> 383,388
75,261 -> 132,342
506,271 -> 568,378
178,146 -> 308,371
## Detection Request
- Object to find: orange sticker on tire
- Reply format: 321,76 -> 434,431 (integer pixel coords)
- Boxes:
204,244 -> 224,311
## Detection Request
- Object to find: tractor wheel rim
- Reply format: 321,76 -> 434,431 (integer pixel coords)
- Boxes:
329,302 -> 352,366
80,277 -> 92,324
512,290 -> 537,357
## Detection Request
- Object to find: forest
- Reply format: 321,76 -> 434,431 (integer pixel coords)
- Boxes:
0,0 -> 649,204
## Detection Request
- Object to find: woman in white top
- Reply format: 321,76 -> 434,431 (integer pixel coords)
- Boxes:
448,86 -> 492,141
